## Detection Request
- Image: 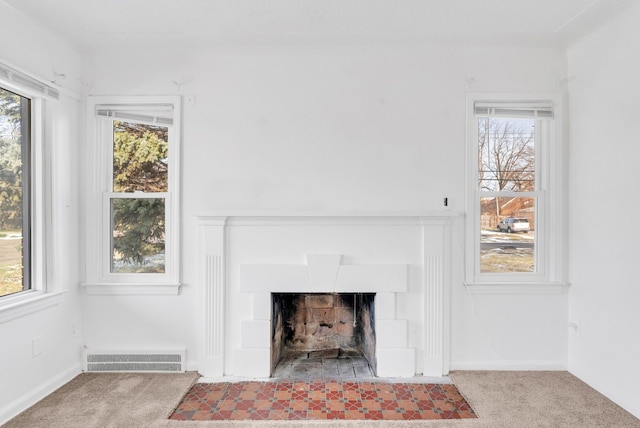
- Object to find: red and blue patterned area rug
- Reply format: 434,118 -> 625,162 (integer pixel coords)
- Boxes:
170,380 -> 477,421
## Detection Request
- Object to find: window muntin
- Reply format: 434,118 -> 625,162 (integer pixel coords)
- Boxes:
466,96 -> 563,287
0,87 -> 31,298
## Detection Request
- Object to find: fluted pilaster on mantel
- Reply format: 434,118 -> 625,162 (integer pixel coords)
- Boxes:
198,217 -> 226,378
422,220 -> 451,376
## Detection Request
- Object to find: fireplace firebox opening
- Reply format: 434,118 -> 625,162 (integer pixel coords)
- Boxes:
270,293 -> 376,377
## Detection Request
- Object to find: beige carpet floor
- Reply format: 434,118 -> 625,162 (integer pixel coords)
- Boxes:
2,371 -> 639,428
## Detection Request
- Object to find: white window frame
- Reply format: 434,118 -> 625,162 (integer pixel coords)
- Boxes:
84,96 -> 181,295
0,62 -> 65,322
465,93 -> 567,293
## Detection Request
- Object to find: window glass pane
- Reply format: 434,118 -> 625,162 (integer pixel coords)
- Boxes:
113,120 -> 168,192
480,196 -> 535,273
478,117 -> 535,192
111,198 -> 165,273
0,88 -> 29,297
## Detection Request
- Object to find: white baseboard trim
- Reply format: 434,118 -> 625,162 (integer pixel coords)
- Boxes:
569,365 -> 640,420
185,360 -> 199,373
0,363 -> 81,426
450,360 -> 567,371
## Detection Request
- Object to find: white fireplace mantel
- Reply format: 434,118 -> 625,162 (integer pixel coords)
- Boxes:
196,212 -> 456,379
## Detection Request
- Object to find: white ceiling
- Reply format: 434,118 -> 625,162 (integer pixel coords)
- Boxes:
1,0 -> 632,50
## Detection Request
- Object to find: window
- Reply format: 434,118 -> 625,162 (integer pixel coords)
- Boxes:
0,62 -> 61,317
465,94 -> 566,289
0,87 -> 31,298
85,97 -> 181,294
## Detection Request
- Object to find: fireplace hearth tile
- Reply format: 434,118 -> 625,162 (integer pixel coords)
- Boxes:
171,379 -> 475,421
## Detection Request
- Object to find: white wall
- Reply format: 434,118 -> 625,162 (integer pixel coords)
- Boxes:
567,2 -> 640,419
0,4 -> 84,424
81,40 -> 569,374
2,1 -> 638,421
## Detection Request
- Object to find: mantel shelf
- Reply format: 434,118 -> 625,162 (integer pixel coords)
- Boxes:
196,211 -> 461,227
195,210 -> 461,218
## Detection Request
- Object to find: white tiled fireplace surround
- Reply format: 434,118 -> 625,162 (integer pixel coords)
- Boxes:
196,213 -> 453,379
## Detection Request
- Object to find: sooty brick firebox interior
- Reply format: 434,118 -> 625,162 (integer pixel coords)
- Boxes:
271,293 -> 376,377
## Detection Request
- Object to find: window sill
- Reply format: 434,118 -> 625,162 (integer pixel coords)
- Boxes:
81,283 -> 182,296
464,282 -> 569,295
0,290 -> 66,324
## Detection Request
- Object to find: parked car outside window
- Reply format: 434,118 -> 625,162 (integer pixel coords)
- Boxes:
497,218 -> 530,233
